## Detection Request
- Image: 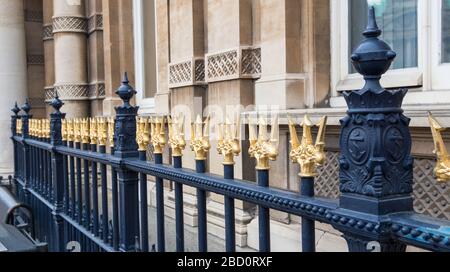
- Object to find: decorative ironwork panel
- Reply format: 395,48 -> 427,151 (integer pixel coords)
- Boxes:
316,152 -> 340,199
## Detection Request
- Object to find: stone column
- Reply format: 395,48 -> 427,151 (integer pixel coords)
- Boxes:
167,0 -> 206,227
87,0 -> 105,116
43,0 -> 55,115
102,0 -> 134,117
204,0 -> 258,247
254,0 -> 330,109
154,0 -> 170,115
0,0 -> 28,175
52,0 -> 89,118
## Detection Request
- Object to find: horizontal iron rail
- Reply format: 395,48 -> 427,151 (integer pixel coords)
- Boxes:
12,136 -> 450,251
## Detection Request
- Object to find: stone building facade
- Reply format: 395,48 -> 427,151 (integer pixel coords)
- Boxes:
0,0 -> 449,251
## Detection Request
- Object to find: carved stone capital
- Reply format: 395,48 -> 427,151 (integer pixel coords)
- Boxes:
52,16 -> 88,34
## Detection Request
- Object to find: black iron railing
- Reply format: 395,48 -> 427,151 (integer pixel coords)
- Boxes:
8,6 -> 450,252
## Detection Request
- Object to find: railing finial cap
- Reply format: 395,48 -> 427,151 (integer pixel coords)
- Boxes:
22,99 -> 31,114
363,6 -> 382,38
116,71 -> 137,106
50,90 -> 64,113
11,102 -> 20,116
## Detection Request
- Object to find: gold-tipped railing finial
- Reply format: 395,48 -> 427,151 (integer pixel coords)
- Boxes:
62,119 -> 68,141
97,118 -> 108,146
428,112 -> 450,183
168,113 -> 186,157
74,119 -> 82,143
107,117 -> 115,148
248,116 -> 279,170
81,118 -> 90,144
190,115 -> 211,160
150,116 -> 166,154
89,118 -> 98,145
217,116 -> 241,165
44,119 -> 50,139
289,115 -> 328,177
136,117 -> 150,151
67,119 -> 75,142
17,119 -> 22,135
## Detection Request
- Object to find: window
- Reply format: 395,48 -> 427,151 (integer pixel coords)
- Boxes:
441,0 -> 450,63
331,0 -> 450,108
133,0 -> 158,114
349,0 -> 418,72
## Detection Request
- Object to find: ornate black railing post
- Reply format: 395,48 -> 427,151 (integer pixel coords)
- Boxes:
114,73 -> 140,252
11,102 -> 20,178
332,6 -> 413,252
49,94 -> 66,252
21,100 -> 32,203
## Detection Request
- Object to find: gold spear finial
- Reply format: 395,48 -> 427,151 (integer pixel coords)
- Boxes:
44,119 -> 51,139
89,117 -> 98,145
17,119 -> 22,135
62,119 -> 67,141
289,115 -> 328,177
217,116 -> 241,165
136,117 -> 150,151
150,116 -> 166,154
428,112 -> 450,183
168,113 -> 186,157
81,118 -> 90,144
190,115 -> 211,160
74,119 -> 82,143
97,118 -> 108,146
67,119 -> 74,142
107,117 -> 115,148
29,119 -> 34,137
248,116 -> 279,170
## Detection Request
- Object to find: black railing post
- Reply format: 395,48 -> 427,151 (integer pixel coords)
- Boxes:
11,103 -> 20,178
114,73 -> 140,252
49,94 -> 66,252
300,177 -> 315,252
21,100 -> 32,204
332,6 -> 413,252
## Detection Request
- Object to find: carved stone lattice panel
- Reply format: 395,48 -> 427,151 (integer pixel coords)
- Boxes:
44,87 -> 55,102
194,59 -> 205,82
315,151 -> 450,220
413,158 -> 450,220
206,50 -> 239,82
315,152 -> 341,199
241,48 -> 261,76
88,82 -> 106,100
42,24 -> 53,41
27,54 -> 44,65
169,60 -> 192,86
50,84 -> 89,101
88,14 -> 103,34
24,10 -> 43,23
53,16 -> 88,34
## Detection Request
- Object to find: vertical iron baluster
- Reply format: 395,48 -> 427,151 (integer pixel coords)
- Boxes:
69,141 -> 76,219
196,160 -> 207,252
224,164 -> 236,252
91,143 -> 99,236
83,142 -> 91,229
301,177 -> 315,252
47,141 -> 52,201
75,142 -> 83,225
111,156 -> 119,251
155,153 -> 165,252
257,169 -> 270,252
138,150 -> 149,252
98,145 -> 109,243
174,156 -> 184,252
63,139 -> 69,215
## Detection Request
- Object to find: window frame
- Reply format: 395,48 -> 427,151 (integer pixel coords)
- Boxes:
330,0 -> 426,99
133,0 -> 157,114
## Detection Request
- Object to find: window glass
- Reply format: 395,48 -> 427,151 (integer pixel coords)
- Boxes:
442,0 -> 450,63
349,0 -> 418,72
